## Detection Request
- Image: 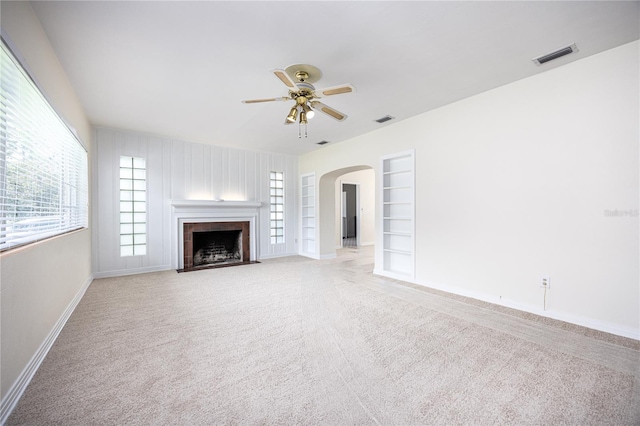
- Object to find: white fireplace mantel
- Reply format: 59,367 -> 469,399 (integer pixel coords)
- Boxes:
170,200 -> 262,269
171,200 -> 262,210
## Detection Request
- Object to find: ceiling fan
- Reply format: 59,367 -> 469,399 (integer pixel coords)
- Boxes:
242,64 -> 355,137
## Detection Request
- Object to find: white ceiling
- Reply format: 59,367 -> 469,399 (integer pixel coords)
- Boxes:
30,1 -> 639,156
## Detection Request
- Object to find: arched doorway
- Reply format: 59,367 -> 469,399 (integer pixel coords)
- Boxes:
316,165 -> 374,259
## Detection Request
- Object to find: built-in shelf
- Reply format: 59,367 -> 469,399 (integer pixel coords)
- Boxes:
384,231 -> 412,236
383,248 -> 413,255
383,186 -> 412,190
381,150 -> 415,278
301,173 -> 316,255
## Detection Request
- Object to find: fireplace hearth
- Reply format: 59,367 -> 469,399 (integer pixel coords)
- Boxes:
181,221 -> 253,271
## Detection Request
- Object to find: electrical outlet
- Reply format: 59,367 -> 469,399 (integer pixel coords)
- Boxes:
540,276 -> 550,289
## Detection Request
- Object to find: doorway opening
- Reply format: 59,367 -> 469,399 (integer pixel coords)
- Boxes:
341,183 -> 359,248
308,166 -> 374,260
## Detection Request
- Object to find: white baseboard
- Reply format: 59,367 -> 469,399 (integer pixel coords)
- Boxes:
258,252 -> 298,260
373,268 -> 414,282
93,264 -> 171,279
297,251 -> 337,260
298,251 -> 320,260
411,278 -> 639,340
1,274 -> 94,425
373,270 -> 639,341
499,297 -> 640,341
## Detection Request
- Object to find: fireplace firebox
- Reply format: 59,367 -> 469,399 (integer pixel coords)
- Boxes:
193,230 -> 241,266
182,221 -> 250,271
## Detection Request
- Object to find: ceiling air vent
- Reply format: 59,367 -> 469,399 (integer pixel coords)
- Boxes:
375,115 -> 395,124
532,43 -> 578,65
316,140 -> 329,145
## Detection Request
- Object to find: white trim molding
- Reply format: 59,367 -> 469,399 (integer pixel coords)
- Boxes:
0,275 -> 94,424
93,264 -> 171,279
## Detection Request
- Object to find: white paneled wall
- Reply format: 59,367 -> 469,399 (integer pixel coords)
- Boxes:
93,127 -> 298,277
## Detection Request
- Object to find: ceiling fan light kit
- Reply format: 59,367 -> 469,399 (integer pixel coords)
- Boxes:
285,106 -> 298,123
301,102 -> 315,119
242,63 -> 355,139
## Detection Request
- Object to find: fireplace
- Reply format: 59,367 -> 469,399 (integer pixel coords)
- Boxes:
171,200 -> 261,270
183,221 -> 250,271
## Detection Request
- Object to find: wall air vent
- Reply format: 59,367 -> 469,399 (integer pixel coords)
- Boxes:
532,43 -> 578,65
316,140 -> 329,145
374,115 -> 395,124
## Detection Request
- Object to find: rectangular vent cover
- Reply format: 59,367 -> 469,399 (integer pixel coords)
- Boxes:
533,43 -> 578,65
316,140 -> 329,145
375,115 -> 395,124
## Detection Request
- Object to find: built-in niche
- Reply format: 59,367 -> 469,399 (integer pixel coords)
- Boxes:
301,173 -> 316,255
381,150 -> 415,279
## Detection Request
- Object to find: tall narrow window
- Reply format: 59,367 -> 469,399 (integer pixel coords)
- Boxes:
0,41 -> 88,251
120,156 -> 146,256
270,171 -> 284,244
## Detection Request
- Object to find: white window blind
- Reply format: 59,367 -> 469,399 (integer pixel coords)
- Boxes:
0,41 -> 88,251
270,171 -> 284,244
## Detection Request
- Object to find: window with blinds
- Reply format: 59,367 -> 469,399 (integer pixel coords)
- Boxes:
270,171 -> 284,244
119,156 -> 146,256
0,41 -> 88,251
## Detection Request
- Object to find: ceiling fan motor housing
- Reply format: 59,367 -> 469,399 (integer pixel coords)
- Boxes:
295,81 -> 315,92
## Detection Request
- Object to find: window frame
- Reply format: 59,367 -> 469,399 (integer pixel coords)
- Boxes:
119,156 -> 147,257
269,171 -> 284,245
0,39 -> 89,252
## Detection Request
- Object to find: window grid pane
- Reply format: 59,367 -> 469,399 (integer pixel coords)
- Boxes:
269,171 -> 284,244
120,156 -> 146,256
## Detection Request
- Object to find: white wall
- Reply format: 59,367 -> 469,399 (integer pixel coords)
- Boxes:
0,1 -> 93,420
93,127 -> 298,276
300,41 -> 639,338
334,169 -> 375,247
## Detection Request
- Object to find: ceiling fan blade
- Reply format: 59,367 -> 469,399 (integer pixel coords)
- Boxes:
242,97 -> 289,104
270,68 -> 298,90
314,83 -> 356,97
310,101 -> 348,122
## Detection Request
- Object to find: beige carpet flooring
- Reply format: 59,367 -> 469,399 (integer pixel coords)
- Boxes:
8,247 -> 640,425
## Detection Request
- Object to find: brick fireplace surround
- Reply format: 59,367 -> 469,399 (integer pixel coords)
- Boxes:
182,221 -> 250,270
